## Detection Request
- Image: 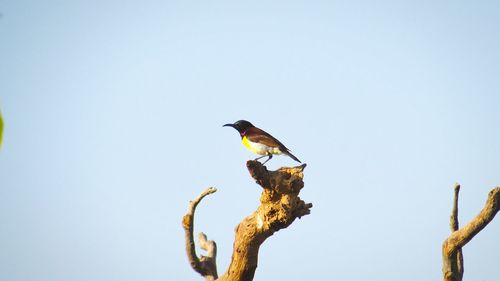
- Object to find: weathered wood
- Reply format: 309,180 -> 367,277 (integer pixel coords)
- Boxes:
182,161 -> 312,281
182,187 -> 218,281
442,185 -> 500,281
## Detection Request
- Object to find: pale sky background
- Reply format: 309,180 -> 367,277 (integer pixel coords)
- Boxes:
1,1 -> 500,281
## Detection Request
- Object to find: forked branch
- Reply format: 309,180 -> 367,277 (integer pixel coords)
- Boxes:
182,187 -> 218,281
442,185 -> 500,281
182,161 -> 312,281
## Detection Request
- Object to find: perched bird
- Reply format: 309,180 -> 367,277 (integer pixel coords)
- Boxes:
223,120 -> 301,165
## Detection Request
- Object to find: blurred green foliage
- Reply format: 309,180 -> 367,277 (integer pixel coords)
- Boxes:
0,110 -> 3,148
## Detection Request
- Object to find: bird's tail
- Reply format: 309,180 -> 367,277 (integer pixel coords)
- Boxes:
284,150 -> 301,163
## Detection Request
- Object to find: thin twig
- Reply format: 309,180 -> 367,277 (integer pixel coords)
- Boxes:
182,187 -> 218,280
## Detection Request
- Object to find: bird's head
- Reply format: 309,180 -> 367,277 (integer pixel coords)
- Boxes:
223,120 -> 254,135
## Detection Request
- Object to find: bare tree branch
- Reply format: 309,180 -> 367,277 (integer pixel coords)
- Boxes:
217,161 -> 311,281
182,187 -> 218,281
450,183 -> 460,232
199,232 -> 217,260
446,183 -> 463,281
183,161 -> 311,281
442,185 -> 500,281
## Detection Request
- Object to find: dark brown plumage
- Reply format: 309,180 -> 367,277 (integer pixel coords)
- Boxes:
223,120 -> 301,164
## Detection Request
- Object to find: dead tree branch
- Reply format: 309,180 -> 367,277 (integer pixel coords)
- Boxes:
442,185 -> 500,281
182,187 -> 218,281
182,161 -> 312,281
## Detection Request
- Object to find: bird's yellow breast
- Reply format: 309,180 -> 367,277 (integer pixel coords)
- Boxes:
242,136 -> 281,155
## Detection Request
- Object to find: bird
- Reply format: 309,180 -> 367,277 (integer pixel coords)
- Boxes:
223,120 -> 301,165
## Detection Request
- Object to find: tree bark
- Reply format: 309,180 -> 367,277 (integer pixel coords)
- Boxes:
182,161 -> 312,281
182,187 -> 218,281
442,185 -> 500,281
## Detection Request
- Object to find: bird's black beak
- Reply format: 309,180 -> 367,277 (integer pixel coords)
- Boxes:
223,123 -> 234,128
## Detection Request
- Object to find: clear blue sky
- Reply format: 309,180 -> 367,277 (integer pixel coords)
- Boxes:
1,1 -> 499,280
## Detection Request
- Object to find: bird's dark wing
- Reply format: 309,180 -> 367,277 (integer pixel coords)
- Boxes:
246,127 -> 302,163
245,127 -> 289,150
